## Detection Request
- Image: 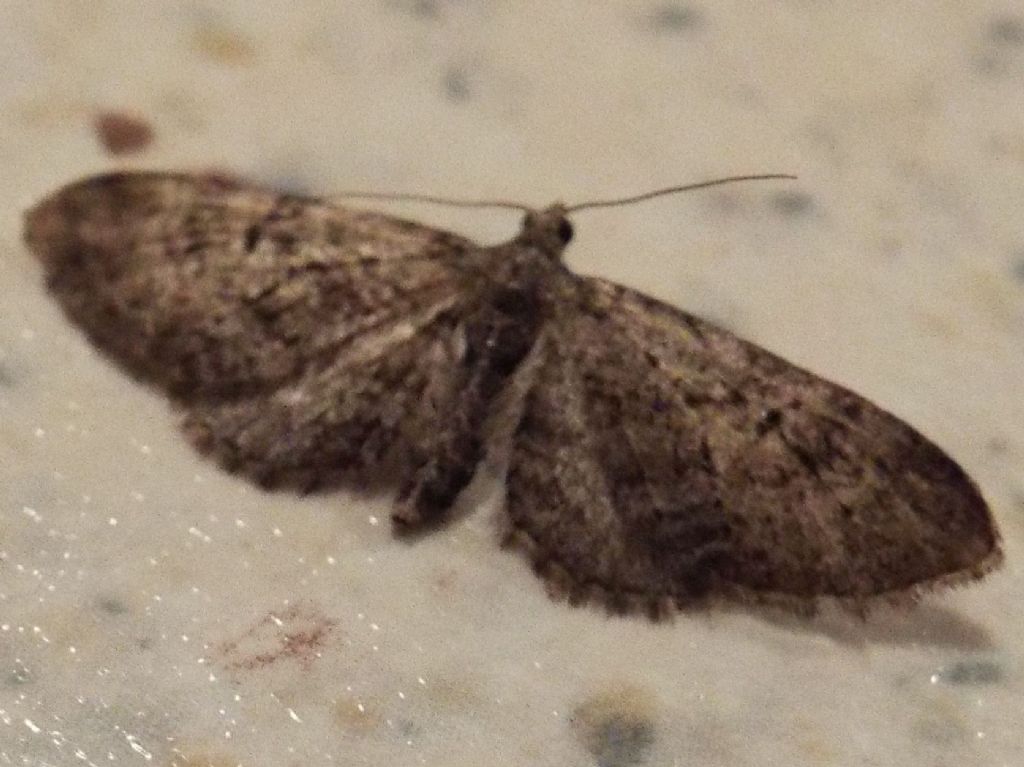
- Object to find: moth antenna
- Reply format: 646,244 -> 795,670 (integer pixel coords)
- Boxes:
564,174 -> 797,213
327,190 -> 532,213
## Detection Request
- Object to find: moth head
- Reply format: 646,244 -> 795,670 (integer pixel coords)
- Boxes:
516,204 -> 574,260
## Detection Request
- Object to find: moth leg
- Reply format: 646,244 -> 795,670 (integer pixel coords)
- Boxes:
392,288 -> 542,532
392,395 -> 488,530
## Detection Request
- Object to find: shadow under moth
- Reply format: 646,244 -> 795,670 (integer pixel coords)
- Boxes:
23,171 -> 1002,618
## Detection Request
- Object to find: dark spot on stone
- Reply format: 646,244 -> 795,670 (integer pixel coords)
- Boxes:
571,687 -> 657,767
651,397 -> 670,413
0,362 -> 15,387
94,111 -> 155,156
941,658 -> 1004,685
97,596 -> 129,616
442,65 -> 472,102
398,0 -> 441,20
988,15 -> 1024,46
769,190 -> 815,217
972,51 -> 1005,77
1010,254 -> 1024,282
644,4 -> 703,34
985,436 -> 1010,455
592,715 -> 655,765
192,24 -> 257,65
577,712 -> 655,766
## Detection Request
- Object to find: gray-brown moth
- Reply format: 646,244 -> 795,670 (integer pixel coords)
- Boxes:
23,172 -> 1002,618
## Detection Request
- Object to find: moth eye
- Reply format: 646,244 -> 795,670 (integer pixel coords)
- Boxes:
557,219 -> 574,244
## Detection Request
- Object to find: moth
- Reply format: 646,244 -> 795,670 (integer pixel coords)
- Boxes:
23,171 -> 1002,617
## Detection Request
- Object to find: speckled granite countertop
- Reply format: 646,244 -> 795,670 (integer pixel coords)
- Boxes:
1,2 -> 1022,765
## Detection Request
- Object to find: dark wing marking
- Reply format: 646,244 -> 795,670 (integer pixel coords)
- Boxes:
504,277 -> 1001,616
24,172 -> 474,399
182,297 -> 466,490
24,172 -> 478,486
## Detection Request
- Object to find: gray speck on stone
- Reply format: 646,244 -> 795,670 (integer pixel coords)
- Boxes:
988,15 -> 1024,46
645,4 -> 703,34
985,436 -> 1010,455
393,0 -> 441,21
442,65 -> 472,102
972,51 -> 1005,76
942,658 -> 1004,685
574,713 -> 656,767
594,716 -> 655,767
97,596 -> 130,616
769,189 -> 816,217
1010,254 -> 1024,282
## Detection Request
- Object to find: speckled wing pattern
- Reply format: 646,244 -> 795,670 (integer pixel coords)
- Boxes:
24,172 -> 1002,617
504,278 -> 1001,615
24,173 -> 479,493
